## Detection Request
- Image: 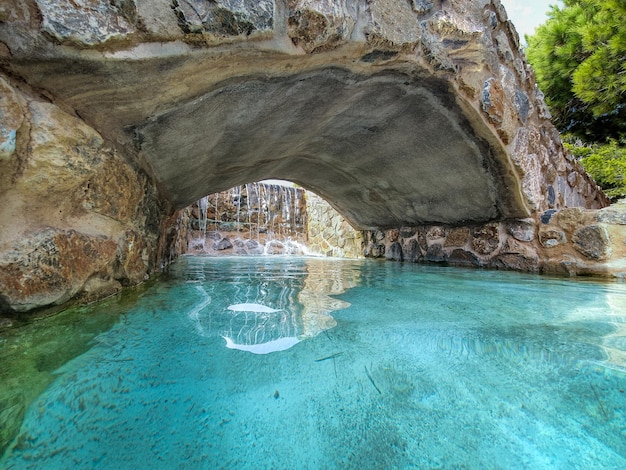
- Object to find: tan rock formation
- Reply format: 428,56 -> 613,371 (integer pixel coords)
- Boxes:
0,0 -> 622,312
0,75 -> 165,312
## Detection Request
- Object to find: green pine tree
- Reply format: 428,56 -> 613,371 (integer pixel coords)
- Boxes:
525,0 -> 626,142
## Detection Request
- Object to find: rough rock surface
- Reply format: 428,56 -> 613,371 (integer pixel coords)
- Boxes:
0,74 -> 168,313
0,0 -> 608,227
364,201 -> 626,278
181,185 -> 362,258
0,0 -> 623,313
306,192 -> 363,258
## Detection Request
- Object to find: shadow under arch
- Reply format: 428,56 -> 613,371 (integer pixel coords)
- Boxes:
137,67 -> 529,230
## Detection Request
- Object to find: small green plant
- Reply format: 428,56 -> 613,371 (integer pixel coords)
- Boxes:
564,136 -> 626,200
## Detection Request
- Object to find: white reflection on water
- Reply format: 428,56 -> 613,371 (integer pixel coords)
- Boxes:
222,334 -> 300,354
184,256 -> 355,353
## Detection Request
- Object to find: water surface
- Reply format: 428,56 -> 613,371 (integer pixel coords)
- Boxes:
1,256 -> 625,469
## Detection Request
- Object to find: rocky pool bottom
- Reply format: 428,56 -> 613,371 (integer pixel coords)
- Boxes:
1,256 -> 625,468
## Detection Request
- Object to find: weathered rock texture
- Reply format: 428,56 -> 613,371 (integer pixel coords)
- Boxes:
306,192 -> 363,258
0,0 -> 622,312
0,74 -> 170,313
0,0 -> 608,221
364,201 -> 626,277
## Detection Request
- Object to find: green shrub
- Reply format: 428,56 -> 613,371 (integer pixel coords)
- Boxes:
564,137 -> 626,199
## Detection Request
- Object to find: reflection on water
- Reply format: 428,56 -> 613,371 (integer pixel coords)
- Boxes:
601,290 -> 626,373
181,256 -> 354,353
1,257 -> 625,469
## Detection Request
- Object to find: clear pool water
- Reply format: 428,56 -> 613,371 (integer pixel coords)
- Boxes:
1,256 -> 626,469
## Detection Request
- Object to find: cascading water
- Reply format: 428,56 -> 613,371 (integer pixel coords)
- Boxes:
189,195 -> 210,250
187,182 -> 313,256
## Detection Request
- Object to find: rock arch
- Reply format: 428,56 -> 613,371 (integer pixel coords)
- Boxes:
0,0 -> 621,313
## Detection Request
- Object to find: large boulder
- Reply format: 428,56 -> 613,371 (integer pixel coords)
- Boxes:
0,75 -> 166,313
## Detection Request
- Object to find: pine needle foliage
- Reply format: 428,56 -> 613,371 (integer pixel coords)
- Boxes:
526,0 -> 626,142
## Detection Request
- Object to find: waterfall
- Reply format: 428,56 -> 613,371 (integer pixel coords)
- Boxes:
188,181 -> 311,256
232,185 -> 242,232
213,192 -> 219,225
199,196 -> 209,236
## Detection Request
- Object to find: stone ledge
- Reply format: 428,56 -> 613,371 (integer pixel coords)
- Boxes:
363,202 -> 626,279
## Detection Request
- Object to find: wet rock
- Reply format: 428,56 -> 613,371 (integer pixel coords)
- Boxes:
265,240 -> 284,255
447,249 -> 480,267
0,228 -> 118,312
403,238 -> 421,263
213,237 -> 233,251
385,241 -> 403,261
207,231 -> 223,241
78,276 -> 123,304
246,239 -> 260,250
572,225 -> 612,261
424,243 -> 445,263
495,238 -> 539,272
245,239 -> 264,255
492,253 -> 539,272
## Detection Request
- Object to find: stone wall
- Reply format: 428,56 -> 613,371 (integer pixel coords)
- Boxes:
363,201 -> 626,278
0,73 -> 173,315
306,192 -> 363,258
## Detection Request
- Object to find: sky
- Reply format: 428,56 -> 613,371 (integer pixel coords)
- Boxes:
499,0 -> 563,41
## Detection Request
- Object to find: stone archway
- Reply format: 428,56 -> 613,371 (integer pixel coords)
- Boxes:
0,0 -> 620,314
137,67 -> 526,228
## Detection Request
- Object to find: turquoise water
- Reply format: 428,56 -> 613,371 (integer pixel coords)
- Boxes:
2,256 -> 626,469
